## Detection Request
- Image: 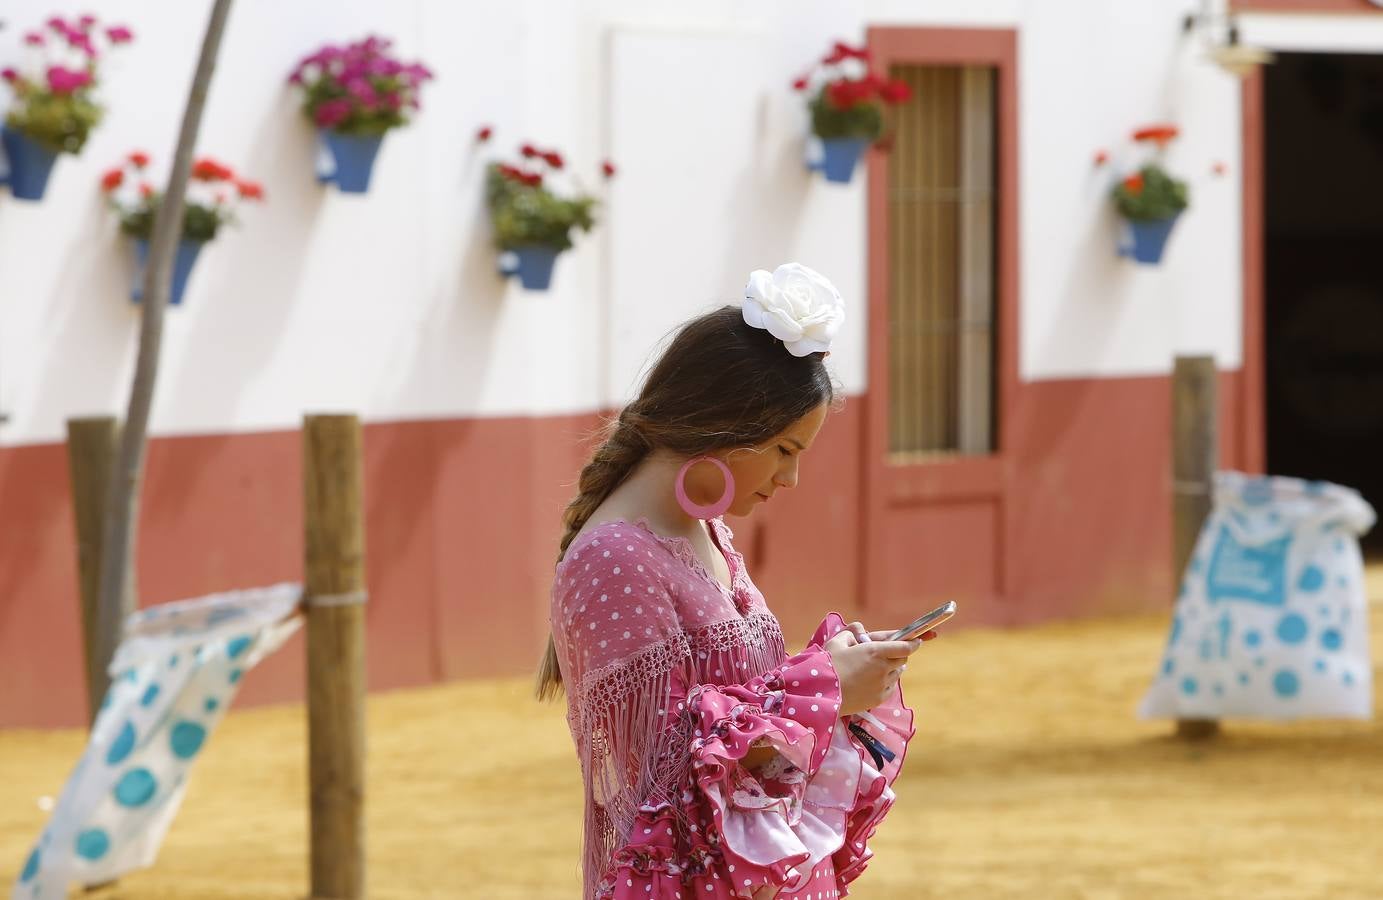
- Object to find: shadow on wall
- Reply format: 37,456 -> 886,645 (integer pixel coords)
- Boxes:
715,93 -> 813,296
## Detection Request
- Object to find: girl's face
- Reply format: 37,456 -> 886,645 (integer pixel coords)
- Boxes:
685,403 -> 829,518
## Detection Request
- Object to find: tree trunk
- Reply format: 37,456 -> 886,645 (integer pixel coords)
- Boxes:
92,0 -> 236,689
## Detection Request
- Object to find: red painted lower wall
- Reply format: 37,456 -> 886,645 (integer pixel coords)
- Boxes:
0,372 -> 1246,728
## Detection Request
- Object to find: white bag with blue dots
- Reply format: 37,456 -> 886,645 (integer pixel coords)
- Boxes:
12,583 -> 302,899
1140,473 -> 1375,721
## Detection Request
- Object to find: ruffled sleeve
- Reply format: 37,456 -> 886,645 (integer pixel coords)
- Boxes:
552,527 -> 913,899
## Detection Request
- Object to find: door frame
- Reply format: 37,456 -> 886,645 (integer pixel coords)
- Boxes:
860,26 -> 1021,614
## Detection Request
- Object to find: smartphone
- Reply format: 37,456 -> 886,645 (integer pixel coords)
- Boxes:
888,600 -> 957,642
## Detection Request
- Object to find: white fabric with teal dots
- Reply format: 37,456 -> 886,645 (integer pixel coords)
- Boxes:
12,583 -> 302,899
1140,473 -> 1375,721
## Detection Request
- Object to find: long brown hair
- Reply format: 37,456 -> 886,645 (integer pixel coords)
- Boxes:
535,304 -> 837,700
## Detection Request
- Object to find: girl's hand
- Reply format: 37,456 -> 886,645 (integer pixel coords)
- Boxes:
823,623 -> 924,716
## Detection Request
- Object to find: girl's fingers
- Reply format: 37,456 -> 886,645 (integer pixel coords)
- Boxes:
869,639 -> 921,660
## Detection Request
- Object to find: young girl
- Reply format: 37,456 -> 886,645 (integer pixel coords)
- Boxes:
538,263 -> 936,899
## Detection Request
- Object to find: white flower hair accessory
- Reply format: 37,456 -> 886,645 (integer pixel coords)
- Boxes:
742,262 -> 845,357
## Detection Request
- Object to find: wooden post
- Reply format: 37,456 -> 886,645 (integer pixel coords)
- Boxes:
1172,356 -> 1220,741
66,416 -> 120,725
303,414 -> 367,900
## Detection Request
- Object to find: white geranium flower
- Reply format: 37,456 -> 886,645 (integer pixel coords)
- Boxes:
742,262 -> 845,357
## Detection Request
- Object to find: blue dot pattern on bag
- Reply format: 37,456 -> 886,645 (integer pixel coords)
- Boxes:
1245,629 -> 1262,648
229,668 -> 243,684
1321,628 -> 1343,651
1314,659 -> 1327,673
114,767 -> 158,807
170,721 -> 207,759
76,828 -> 110,860
1297,566 -> 1324,592
1276,614 -> 1308,644
205,697 -> 219,713
1162,658 -> 1174,675
1273,670 -> 1299,698
207,606 -> 244,626
227,635 -> 252,659
21,848 -> 39,882
141,683 -> 160,707
107,721 -> 136,765
1181,677 -> 1198,696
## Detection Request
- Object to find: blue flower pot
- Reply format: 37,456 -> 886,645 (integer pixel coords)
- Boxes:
1,125 -> 60,201
809,137 -> 871,184
498,245 -> 561,291
1120,215 -> 1181,265
317,130 -> 385,193
132,239 -> 205,306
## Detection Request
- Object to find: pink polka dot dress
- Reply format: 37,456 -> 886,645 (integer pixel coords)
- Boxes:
550,517 -> 915,899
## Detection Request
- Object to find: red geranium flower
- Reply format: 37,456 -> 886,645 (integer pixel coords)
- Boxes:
139,182 -> 155,199
542,151 -> 564,170
100,168 -> 123,192
128,150 -> 150,169
236,180 -> 265,200
877,79 -> 911,104
601,160 -> 617,179
1122,173 -> 1145,195
1093,149 -> 1110,167
520,144 -> 538,159
476,125 -> 493,142
1132,123 -> 1179,146
792,76 -> 809,91
826,80 -> 859,110
192,158 -> 234,182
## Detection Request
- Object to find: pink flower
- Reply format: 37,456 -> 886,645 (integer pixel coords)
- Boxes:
346,78 -> 378,106
105,25 -> 134,45
79,14 -> 97,29
402,62 -> 433,85
1,68 -> 18,84
68,31 -> 97,56
367,57 -> 402,77
46,66 -> 92,95
46,16 -> 68,32
314,98 -> 353,129
382,92 -> 402,111
23,32 -> 45,46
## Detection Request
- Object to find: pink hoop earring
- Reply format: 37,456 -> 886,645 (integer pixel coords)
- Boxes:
675,456 -> 735,519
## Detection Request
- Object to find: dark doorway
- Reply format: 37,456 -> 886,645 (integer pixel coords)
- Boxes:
1264,52 -> 1383,554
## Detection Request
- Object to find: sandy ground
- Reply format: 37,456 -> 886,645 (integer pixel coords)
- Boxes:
3,568 -> 1380,899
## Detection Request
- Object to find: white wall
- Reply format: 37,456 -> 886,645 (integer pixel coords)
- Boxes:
1,1 -> 1376,446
